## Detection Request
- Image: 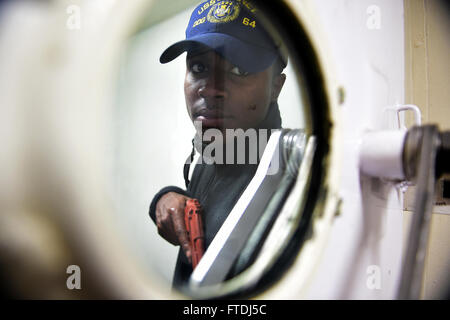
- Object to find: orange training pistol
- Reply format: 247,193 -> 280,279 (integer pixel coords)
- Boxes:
184,198 -> 205,269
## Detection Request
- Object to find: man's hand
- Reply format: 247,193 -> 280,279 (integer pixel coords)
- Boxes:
155,192 -> 192,263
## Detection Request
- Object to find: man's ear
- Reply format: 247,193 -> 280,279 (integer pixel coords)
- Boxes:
271,73 -> 286,102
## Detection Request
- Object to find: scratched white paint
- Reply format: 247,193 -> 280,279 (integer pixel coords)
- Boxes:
305,0 -> 404,299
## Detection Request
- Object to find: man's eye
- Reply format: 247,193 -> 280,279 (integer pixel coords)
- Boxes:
230,66 -> 249,76
191,62 -> 207,73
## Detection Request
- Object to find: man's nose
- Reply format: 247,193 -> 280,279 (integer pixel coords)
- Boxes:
197,72 -> 227,103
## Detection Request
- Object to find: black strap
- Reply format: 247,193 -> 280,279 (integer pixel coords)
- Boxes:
183,138 -> 196,188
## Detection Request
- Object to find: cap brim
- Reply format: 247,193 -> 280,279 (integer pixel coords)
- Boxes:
160,33 -> 278,74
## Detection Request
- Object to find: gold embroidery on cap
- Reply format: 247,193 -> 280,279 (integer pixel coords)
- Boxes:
207,1 -> 240,23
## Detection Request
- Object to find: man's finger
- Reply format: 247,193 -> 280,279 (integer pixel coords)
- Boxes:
156,206 -> 178,245
169,207 -> 191,263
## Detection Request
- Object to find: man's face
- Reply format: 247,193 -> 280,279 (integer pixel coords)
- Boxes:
184,50 -> 285,133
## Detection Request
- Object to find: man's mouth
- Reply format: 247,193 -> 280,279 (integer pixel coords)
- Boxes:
195,115 -> 225,128
193,110 -> 232,128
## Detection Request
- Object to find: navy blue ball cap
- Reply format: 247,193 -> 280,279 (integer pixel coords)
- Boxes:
160,0 -> 287,73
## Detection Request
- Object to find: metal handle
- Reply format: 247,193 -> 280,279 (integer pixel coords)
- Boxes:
397,125 -> 449,299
